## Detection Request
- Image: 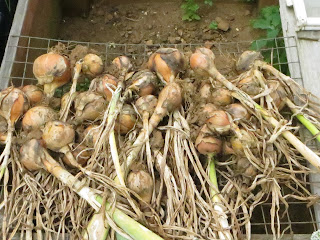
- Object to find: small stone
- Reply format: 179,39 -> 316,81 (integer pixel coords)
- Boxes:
96,9 -> 104,16
218,20 -> 230,31
146,24 -> 153,30
149,32 -> 156,37
244,10 -> 251,16
203,33 -> 213,41
168,36 -> 181,44
104,13 -> 114,24
204,41 -> 214,49
177,29 -> 183,37
146,40 -> 153,46
215,17 -> 222,23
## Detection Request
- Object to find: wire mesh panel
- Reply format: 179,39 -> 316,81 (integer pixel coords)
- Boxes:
0,34 -> 319,237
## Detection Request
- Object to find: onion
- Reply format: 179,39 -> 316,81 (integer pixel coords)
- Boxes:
237,76 -> 261,96
225,103 -> 250,121
83,125 -> 100,148
0,116 -> 7,144
63,144 -> 92,167
94,74 -> 118,101
236,157 -> 257,178
82,53 -> 104,77
22,85 -> 44,105
74,91 -> 107,123
190,47 -> 216,78
211,88 -> 233,106
33,52 -> 71,97
206,110 -> 231,135
230,129 -> 255,155
135,95 -> 158,117
127,169 -> 154,204
236,51 -> 261,72
148,48 -> 185,83
267,81 -> 287,110
222,141 -> 235,155
112,56 -> 133,77
22,106 -> 58,131
20,139 -> 44,171
150,130 -> 164,150
115,104 -> 137,135
195,125 -> 222,155
42,121 -> 75,152
199,83 -> 212,100
130,70 -> 159,96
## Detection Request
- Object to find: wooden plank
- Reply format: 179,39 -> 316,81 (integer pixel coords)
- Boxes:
252,234 -> 311,240
280,0 -> 320,229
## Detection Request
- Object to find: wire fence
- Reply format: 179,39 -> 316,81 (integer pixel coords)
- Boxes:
0,34 -> 319,237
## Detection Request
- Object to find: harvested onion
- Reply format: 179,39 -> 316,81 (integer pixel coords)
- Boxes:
129,70 -> 159,96
199,83 -> 212,100
74,91 -> 107,123
92,74 -> 118,101
225,103 -> 250,121
211,88 -> 233,106
83,125 -> 100,148
63,144 -> 92,167
115,104 -> 137,135
148,48 -> 185,83
230,129 -> 255,155
127,169 -> 154,204
22,85 -> 44,105
82,53 -> 104,77
22,106 -> 58,131
206,110 -> 231,135
33,52 -> 71,98
237,76 -> 261,96
195,125 -> 222,155
267,81 -> 287,110
236,157 -> 257,178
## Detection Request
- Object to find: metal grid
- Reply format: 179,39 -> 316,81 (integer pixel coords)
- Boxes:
1,34 -> 319,237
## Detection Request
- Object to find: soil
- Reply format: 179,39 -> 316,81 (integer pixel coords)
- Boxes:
59,0 -> 262,45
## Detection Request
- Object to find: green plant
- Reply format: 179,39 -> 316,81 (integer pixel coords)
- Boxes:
181,0 -> 214,21
250,6 -> 289,75
54,78 -> 91,98
181,0 -> 200,21
209,21 -> 218,30
204,0 -> 213,6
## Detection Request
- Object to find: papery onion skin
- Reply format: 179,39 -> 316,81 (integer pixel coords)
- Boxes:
82,54 -> 104,77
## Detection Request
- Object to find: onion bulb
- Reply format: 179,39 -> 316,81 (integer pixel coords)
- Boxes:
0,116 -> 7,144
237,76 -> 261,96
22,106 -> 58,131
129,70 -> 159,96
268,81 -> 287,110
148,48 -> 185,83
236,157 -> 257,178
127,169 -> 154,203
42,121 -> 75,152
222,141 -> 235,155
230,129 -> 255,155
195,125 -> 222,155
22,85 -> 44,105
83,125 -> 100,148
112,56 -> 132,77
135,95 -> 158,117
225,103 -> 250,121
211,88 -> 233,106
206,110 -> 231,135
20,139 -> 45,171
93,74 -> 118,101
74,91 -> 107,123
82,53 -> 104,77
63,144 -> 92,167
190,47 -> 216,77
199,83 -> 212,100
236,51 -> 261,72
33,52 -> 71,97
115,104 -> 137,135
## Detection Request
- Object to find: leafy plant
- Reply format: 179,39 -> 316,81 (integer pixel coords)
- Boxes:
181,0 -> 214,21
181,0 -> 200,21
54,78 -> 91,98
204,0 -> 213,6
209,21 -> 218,30
251,6 -> 289,75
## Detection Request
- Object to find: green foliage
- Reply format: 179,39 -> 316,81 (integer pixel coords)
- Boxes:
54,78 -> 91,98
311,230 -> 320,240
209,21 -> 218,30
251,6 -> 289,75
204,0 -> 213,6
181,0 -> 214,21
181,0 -> 200,21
